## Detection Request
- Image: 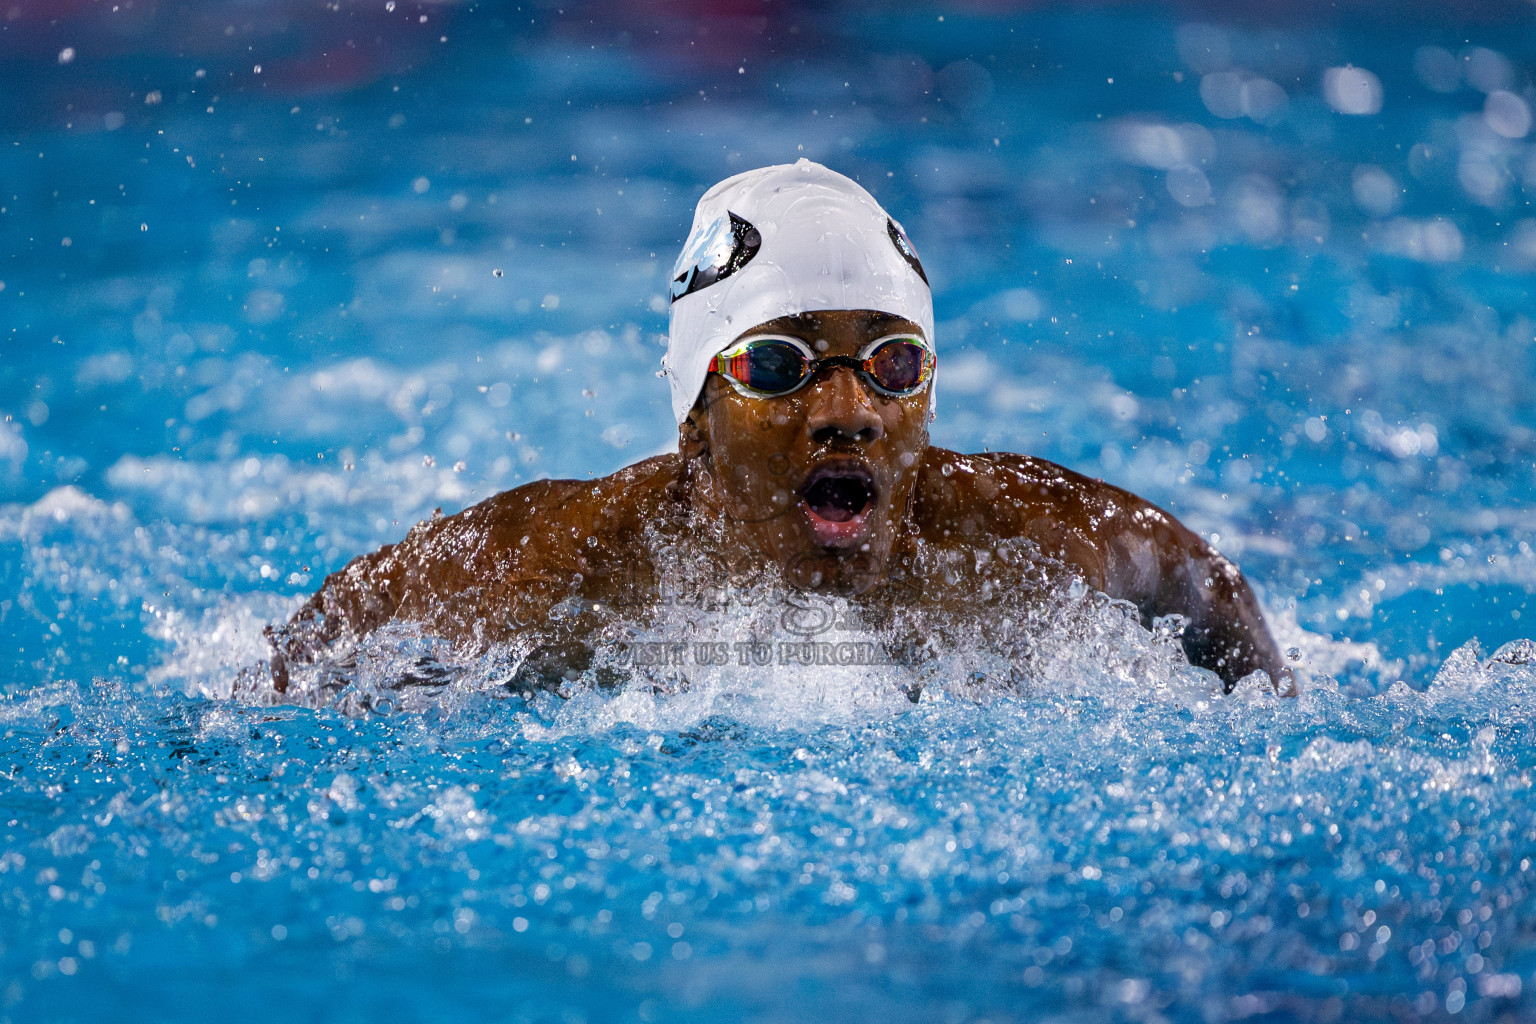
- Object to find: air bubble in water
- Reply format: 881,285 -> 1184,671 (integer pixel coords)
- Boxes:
386,0 -> 395,9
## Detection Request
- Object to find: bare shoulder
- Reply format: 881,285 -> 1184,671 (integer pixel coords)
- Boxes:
911,448 -> 1192,586
270,453 -> 683,676
965,450 -> 1180,531
913,447 -> 1158,531
403,452 -> 683,570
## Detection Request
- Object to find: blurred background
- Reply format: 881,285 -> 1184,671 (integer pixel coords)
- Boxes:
10,6 -> 1536,1022
4,0 -> 1536,688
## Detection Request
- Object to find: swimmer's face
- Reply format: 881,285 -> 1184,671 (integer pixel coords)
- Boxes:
686,309 -> 932,594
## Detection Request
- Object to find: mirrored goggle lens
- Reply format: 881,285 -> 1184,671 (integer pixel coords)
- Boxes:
865,339 -> 932,393
717,339 -> 810,394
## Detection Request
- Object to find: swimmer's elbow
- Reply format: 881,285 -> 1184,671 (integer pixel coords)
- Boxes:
1098,499 -> 1286,694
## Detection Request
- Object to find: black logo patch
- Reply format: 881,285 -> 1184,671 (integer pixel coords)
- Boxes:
671,211 -> 762,304
887,218 -> 928,286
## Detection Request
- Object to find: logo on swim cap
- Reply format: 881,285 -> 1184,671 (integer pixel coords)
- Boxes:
886,218 -> 927,286
670,211 -> 762,304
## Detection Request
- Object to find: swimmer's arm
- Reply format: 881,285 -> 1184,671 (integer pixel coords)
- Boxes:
265,479 -> 599,692
970,452 -> 1285,691
265,541 -> 408,693
1100,501 -> 1287,692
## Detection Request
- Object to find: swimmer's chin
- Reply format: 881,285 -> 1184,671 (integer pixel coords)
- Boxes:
782,509 -> 893,596
782,546 -> 885,596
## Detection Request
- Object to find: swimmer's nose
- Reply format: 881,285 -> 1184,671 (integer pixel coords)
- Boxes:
806,365 -> 885,445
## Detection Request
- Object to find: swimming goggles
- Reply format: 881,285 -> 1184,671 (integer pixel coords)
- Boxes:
707,334 -> 936,399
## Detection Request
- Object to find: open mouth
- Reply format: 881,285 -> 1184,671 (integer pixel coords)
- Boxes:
799,463 -> 878,546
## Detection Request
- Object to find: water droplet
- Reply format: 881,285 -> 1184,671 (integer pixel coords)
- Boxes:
1489,638 -> 1536,665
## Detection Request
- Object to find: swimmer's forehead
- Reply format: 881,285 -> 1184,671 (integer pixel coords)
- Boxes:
738,310 -> 926,339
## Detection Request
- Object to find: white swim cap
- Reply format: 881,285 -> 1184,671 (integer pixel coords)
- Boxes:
664,159 -> 935,424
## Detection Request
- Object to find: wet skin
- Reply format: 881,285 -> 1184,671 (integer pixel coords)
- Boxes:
268,310 -> 1286,693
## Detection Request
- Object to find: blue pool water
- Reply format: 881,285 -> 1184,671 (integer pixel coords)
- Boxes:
5,2 -> 1536,1020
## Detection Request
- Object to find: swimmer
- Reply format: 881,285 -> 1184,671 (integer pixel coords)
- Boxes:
267,159 -> 1286,695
